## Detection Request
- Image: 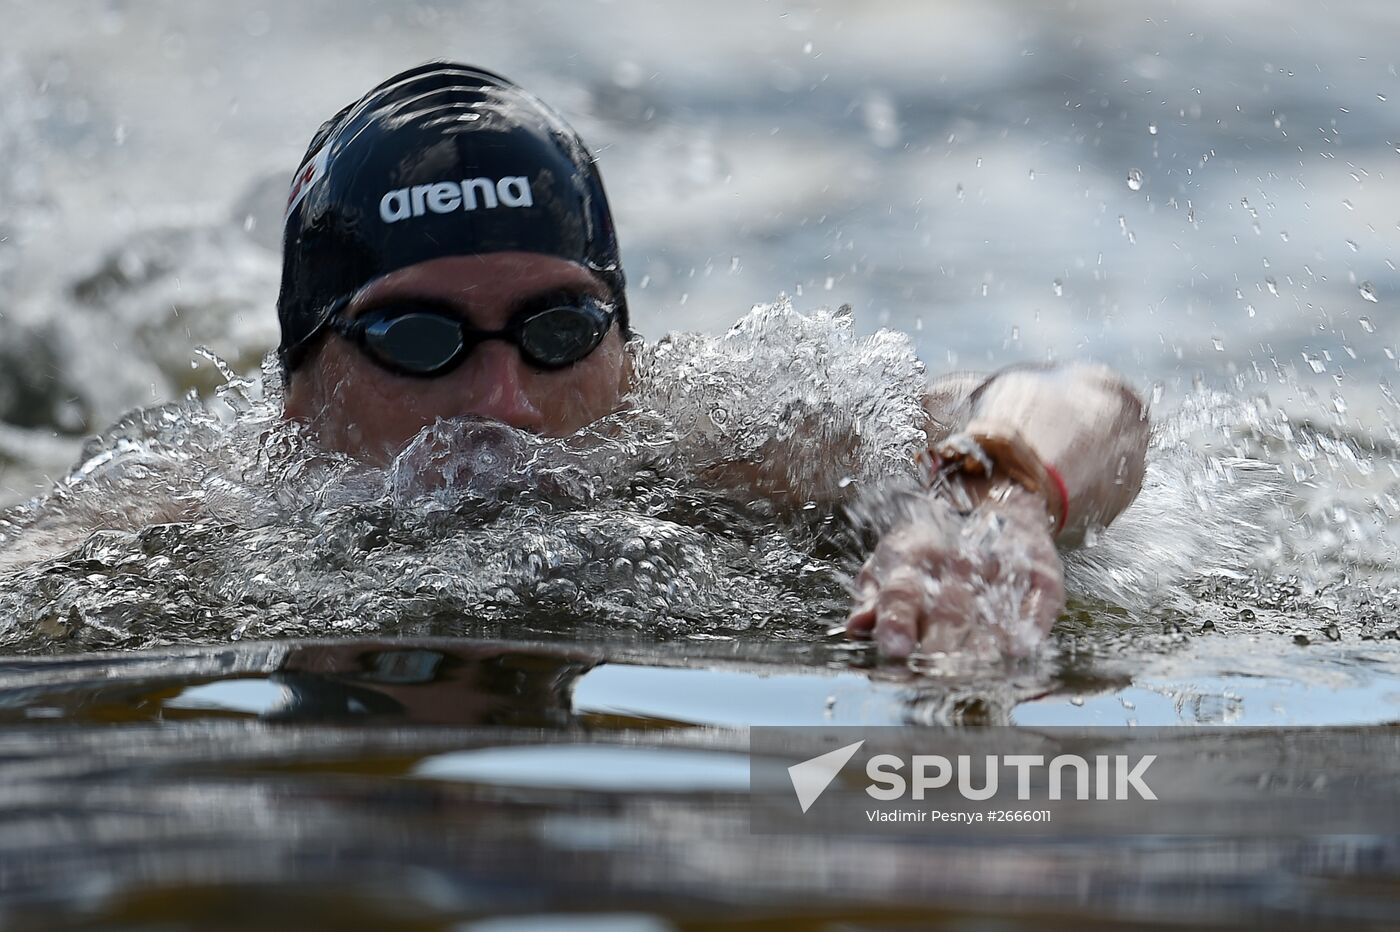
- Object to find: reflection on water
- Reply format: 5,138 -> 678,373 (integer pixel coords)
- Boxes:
0,638 -> 1398,930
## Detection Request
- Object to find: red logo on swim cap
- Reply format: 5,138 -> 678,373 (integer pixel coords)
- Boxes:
284,147 -> 330,226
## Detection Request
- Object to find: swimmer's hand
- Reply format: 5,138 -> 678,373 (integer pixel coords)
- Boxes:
845,483 -> 1065,659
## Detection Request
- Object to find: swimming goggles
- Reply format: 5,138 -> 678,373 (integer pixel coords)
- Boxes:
320,293 -> 616,378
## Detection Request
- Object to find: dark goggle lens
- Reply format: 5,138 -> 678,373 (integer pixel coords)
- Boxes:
361,314 -> 465,373
519,305 -> 607,367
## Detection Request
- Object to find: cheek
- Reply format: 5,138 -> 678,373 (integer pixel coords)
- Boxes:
528,352 -> 622,431
301,350 -> 429,448
560,345 -> 624,404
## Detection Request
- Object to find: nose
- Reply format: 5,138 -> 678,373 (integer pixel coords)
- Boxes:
455,341 -> 546,432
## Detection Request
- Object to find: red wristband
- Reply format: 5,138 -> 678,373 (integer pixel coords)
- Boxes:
1044,463 -> 1070,535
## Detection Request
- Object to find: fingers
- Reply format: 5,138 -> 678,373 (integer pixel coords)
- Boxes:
844,508 -> 1066,660
874,605 -> 917,658
845,593 -> 876,637
844,563 -> 933,658
869,566 -> 937,659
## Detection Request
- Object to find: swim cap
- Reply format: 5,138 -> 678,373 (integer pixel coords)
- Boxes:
276,62 -> 627,373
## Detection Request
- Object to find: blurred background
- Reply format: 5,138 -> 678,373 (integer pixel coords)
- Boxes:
3,0 -> 1397,503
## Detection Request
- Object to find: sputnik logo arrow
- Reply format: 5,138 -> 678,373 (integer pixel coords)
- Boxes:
787,740 -> 865,813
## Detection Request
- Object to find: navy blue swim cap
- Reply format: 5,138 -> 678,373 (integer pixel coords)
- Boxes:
277,61 -> 627,373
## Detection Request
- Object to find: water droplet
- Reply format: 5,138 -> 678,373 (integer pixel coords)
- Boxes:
1347,239 -> 1359,252
1126,168 -> 1144,191
1304,354 -> 1327,374
1052,278 -> 1064,297
1361,281 -> 1380,302
1150,382 -> 1164,405
1265,278 -> 1279,296
1343,198 -> 1355,211
955,183 -> 965,202
1280,230 -> 1290,242
1028,168 -> 1036,181
1212,336 -> 1225,351
802,41 -> 813,55
1148,122 -> 1158,135
1246,304 -> 1256,318
1360,316 -> 1376,333
823,276 -> 834,291
1380,94 -> 1389,102
729,256 -> 741,273
1070,696 -> 1085,707
980,282 -> 989,297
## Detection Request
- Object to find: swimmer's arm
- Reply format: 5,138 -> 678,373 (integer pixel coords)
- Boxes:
922,362 -> 1150,545
847,363 -> 1150,656
694,362 -> 1150,529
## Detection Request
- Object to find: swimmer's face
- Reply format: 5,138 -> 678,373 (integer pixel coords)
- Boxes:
283,252 -> 630,464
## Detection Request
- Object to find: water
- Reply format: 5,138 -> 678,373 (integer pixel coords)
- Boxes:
5,0 -> 1400,926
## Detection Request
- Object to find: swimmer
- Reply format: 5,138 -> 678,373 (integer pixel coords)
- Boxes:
279,62 -> 1150,659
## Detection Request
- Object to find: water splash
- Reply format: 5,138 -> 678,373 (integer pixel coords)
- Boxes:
0,297 -> 1397,675
0,301 -> 926,652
